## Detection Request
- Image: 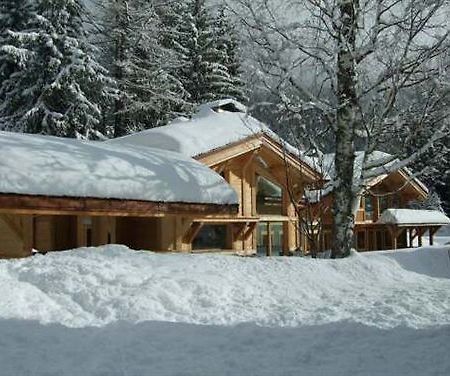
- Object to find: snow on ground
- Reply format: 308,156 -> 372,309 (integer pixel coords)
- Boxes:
0,245 -> 449,375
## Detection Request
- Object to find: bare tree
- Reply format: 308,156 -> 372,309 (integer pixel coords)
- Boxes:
230,0 -> 450,257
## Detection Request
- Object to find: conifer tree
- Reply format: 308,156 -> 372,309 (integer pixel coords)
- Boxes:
161,0 -> 246,107
100,0 -> 188,137
213,6 -> 247,103
0,0 -> 112,138
0,0 -> 37,131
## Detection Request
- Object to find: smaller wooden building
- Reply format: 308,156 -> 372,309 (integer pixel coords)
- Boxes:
306,156 -> 450,252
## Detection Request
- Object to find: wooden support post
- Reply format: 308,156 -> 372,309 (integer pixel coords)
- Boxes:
267,222 -> 272,256
429,226 -> 439,246
243,222 -> 257,241
387,225 -> 402,250
418,227 -> 423,247
233,223 -> 247,241
183,222 -> 203,245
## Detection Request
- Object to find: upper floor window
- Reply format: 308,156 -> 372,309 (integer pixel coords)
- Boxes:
380,196 -> 389,213
256,175 -> 283,215
392,193 -> 401,208
365,196 -> 373,221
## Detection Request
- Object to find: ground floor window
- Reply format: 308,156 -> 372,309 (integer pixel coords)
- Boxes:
192,225 -> 227,250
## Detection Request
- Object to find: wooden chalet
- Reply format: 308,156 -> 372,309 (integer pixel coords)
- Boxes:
0,100 -> 321,258
306,155 -> 450,252
110,100 -> 321,256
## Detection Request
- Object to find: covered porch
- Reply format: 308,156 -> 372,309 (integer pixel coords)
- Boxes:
376,209 -> 450,250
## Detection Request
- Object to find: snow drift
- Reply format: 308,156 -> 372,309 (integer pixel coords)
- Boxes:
1,245 -> 449,329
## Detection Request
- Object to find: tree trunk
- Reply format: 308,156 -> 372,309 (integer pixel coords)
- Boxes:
331,0 -> 359,258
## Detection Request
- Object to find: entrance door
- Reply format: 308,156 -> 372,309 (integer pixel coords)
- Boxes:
256,222 -> 284,256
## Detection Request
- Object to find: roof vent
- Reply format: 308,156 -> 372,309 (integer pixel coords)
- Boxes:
198,99 -> 247,114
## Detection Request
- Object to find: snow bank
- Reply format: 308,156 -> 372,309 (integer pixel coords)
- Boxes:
0,131 -> 238,205
0,245 -> 449,329
368,246 -> 450,279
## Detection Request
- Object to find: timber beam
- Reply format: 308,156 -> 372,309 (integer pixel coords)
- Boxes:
0,194 -> 239,217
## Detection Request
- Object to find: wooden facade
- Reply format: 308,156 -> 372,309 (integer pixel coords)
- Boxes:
191,134 -> 319,256
307,169 -> 437,252
0,134 -> 319,258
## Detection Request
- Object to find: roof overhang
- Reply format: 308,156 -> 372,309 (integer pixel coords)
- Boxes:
0,193 -> 239,217
196,133 -> 323,184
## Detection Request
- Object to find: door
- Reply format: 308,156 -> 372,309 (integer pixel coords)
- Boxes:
256,222 -> 284,256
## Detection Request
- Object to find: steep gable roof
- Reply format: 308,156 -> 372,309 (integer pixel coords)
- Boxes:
306,151 -> 428,202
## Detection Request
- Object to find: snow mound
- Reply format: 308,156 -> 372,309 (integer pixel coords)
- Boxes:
1,245 -> 449,329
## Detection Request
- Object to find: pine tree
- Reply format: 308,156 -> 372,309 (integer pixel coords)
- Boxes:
212,6 -> 246,103
0,0 -> 112,138
0,0 -> 37,131
161,0 -> 246,107
100,0 -> 188,137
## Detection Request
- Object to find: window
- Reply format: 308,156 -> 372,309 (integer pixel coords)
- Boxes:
193,225 -> 227,250
379,196 -> 389,213
256,176 -> 283,215
392,194 -> 400,208
365,196 -> 373,221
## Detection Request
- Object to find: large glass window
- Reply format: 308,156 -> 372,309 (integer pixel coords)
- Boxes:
192,225 -> 227,250
256,222 -> 284,256
256,176 -> 283,215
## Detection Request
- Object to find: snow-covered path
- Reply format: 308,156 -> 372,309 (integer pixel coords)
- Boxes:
0,245 -> 449,375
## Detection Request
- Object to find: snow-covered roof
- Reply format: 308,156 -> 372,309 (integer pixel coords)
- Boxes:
108,100 -> 315,169
0,131 -> 238,206
306,151 -> 427,203
316,150 -> 395,181
378,209 -> 450,226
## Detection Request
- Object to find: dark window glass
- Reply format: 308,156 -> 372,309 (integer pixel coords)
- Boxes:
392,194 -> 400,208
380,196 -> 389,213
365,197 -> 373,221
86,227 -> 92,247
193,225 -> 227,250
256,176 -> 283,215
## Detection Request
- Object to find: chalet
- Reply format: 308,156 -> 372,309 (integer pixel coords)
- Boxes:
0,100 -> 320,257
109,100 -> 320,256
306,152 -> 450,252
